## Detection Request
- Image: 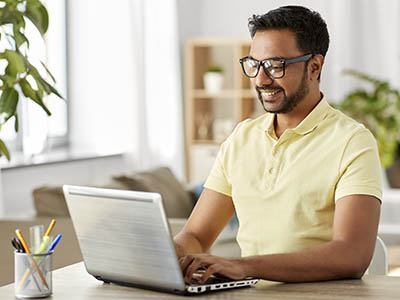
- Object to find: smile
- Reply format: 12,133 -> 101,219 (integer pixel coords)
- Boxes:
261,90 -> 281,96
260,89 -> 283,101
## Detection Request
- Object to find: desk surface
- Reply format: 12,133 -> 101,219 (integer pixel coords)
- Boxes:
1,262 -> 400,299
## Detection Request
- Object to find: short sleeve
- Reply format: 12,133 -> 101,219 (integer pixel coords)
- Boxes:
203,121 -> 247,197
335,128 -> 382,202
204,137 -> 232,197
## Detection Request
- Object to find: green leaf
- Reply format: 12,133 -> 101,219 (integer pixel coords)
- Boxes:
24,58 -> 64,100
0,86 -> 19,122
20,77 -> 51,115
14,112 -> 19,132
0,74 -> 17,86
40,60 -> 56,83
13,21 -> 29,48
0,2 -> 19,26
38,76 -> 64,99
25,0 -> 49,35
20,77 -> 38,100
0,49 -> 26,77
0,138 -> 11,161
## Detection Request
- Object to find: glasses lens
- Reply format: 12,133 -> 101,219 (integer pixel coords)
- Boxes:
242,58 -> 259,77
265,59 -> 284,78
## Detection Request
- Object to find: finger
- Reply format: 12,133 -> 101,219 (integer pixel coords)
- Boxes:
180,255 -> 194,274
185,257 -> 210,284
199,264 -> 220,284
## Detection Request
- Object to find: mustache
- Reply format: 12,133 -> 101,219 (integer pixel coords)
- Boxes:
255,85 -> 284,93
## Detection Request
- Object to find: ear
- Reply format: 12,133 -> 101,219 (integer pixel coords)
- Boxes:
309,54 -> 324,81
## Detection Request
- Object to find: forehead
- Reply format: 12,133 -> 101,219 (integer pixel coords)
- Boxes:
250,29 -> 301,60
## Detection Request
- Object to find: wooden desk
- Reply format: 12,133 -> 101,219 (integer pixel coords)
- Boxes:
1,262 -> 400,299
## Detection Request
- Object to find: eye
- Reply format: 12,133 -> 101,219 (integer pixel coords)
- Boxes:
266,60 -> 282,73
268,60 -> 283,69
245,59 -> 258,69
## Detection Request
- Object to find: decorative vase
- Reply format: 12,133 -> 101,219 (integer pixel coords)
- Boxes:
203,72 -> 223,93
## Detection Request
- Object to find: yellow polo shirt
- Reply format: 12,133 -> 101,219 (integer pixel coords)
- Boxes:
204,98 -> 382,257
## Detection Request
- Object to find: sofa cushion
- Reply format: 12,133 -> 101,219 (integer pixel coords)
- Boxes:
33,181 -> 127,217
113,167 -> 194,218
33,186 -> 70,217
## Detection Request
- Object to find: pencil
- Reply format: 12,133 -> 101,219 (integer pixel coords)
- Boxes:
15,230 -> 49,290
44,219 -> 56,237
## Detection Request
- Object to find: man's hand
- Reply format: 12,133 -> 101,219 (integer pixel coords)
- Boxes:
179,254 -> 247,284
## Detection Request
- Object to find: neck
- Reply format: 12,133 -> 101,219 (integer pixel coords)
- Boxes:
274,90 -> 322,138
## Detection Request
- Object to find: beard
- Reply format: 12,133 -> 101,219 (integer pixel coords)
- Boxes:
256,66 -> 309,114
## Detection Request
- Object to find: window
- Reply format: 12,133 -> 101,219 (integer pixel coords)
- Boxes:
0,0 -> 68,158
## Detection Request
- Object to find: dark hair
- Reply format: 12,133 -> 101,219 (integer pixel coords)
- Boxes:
248,6 -> 329,57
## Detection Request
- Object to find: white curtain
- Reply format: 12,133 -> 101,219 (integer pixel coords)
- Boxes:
68,0 -> 185,181
129,0 -> 185,180
320,0 -> 400,102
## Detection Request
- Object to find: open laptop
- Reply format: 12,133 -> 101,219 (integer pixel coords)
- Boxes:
63,185 -> 258,294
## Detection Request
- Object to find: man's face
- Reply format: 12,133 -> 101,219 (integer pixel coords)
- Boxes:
249,29 -> 310,114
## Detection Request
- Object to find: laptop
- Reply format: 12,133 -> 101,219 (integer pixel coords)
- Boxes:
63,185 -> 259,294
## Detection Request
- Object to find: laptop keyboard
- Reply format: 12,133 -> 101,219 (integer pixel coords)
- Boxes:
190,272 -> 232,286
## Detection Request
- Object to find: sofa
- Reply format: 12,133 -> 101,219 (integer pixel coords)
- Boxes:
0,167 -> 240,286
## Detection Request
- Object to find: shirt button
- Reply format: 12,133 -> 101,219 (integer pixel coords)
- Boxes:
268,167 -> 274,174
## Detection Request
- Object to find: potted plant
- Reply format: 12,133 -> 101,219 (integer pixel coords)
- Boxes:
334,69 -> 400,171
0,0 -> 63,160
203,64 -> 223,93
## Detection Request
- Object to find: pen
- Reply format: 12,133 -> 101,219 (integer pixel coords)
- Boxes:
14,238 -> 25,253
15,230 -> 49,290
47,234 -> 62,253
36,219 -> 56,254
11,238 -> 23,253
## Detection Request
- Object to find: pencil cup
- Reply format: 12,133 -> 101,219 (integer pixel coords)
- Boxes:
14,251 -> 53,299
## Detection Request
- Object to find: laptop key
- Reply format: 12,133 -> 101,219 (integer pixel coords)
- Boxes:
190,273 -> 232,285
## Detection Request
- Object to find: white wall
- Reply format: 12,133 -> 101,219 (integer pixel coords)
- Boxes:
1,154 -> 129,217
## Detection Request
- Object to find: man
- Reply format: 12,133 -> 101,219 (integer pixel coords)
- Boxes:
174,6 -> 382,283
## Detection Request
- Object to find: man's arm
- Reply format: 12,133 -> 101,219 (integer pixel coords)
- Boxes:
174,188 -> 235,258
180,194 -> 381,283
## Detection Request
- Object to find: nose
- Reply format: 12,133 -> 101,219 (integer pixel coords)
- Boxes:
252,67 -> 274,87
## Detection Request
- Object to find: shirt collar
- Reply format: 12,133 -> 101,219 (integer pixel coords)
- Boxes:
264,94 -> 330,138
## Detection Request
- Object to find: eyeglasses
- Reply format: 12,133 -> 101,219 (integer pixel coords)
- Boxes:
239,53 -> 313,79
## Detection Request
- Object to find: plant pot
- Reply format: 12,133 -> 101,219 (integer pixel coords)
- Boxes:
203,72 -> 223,93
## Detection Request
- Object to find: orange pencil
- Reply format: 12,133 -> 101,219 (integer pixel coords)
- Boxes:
15,229 -> 49,290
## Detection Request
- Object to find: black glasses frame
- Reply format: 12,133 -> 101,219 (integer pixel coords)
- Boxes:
239,53 -> 313,79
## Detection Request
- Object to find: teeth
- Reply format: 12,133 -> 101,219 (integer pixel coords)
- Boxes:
262,90 -> 281,96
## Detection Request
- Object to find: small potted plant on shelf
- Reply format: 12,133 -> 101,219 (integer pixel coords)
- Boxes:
333,69 -> 400,185
203,64 -> 223,94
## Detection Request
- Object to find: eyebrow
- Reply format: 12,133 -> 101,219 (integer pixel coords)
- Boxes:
248,55 -> 284,61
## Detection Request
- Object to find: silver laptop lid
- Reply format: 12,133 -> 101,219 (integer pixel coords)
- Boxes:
63,185 -> 186,292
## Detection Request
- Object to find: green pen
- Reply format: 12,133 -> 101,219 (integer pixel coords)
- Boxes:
35,219 -> 56,254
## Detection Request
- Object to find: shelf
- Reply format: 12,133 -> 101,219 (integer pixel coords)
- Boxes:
192,139 -> 220,145
185,38 -> 255,182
